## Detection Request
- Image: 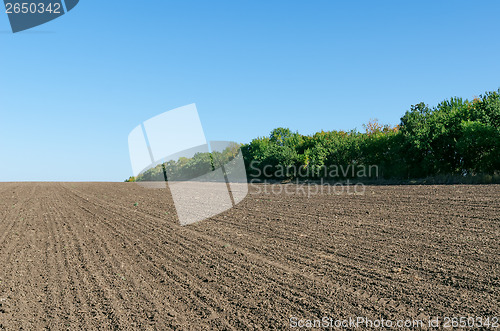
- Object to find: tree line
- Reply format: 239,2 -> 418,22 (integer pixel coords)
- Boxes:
128,89 -> 500,183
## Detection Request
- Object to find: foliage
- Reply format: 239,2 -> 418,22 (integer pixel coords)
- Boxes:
399,89 -> 500,177
131,89 -> 500,182
135,144 -> 241,182
243,89 -> 499,180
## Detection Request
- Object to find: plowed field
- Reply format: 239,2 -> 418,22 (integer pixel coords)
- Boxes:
0,183 -> 498,329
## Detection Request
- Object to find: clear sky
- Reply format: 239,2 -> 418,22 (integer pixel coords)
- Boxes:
1,0 -> 499,181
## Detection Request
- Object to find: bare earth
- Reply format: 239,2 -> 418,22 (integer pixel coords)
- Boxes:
0,183 -> 498,330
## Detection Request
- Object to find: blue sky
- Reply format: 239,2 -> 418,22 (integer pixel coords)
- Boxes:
1,0 -> 499,181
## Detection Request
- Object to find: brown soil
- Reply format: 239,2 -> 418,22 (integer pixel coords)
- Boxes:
0,183 -> 498,329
